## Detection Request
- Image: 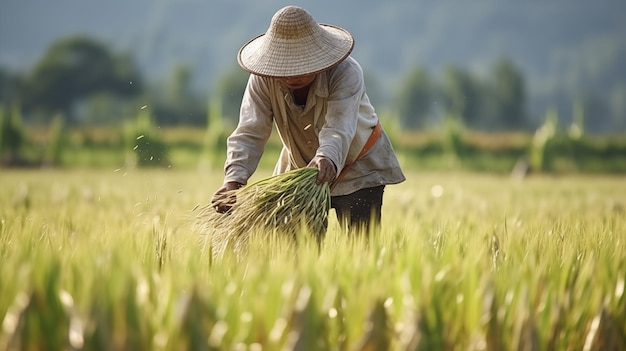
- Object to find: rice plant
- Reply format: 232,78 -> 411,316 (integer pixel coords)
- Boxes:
0,169 -> 624,350
195,167 -> 331,258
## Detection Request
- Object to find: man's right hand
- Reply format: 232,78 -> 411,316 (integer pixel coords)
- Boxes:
211,181 -> 244,213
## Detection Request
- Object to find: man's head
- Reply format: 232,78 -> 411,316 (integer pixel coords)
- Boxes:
237,6 -> 354,78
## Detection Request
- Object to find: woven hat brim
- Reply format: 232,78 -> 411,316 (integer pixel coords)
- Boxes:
238,24 -> 354,78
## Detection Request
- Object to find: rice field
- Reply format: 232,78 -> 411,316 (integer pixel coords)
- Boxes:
0,169 -> 624,350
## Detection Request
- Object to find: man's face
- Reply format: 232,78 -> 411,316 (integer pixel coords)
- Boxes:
278,74 -> 316,89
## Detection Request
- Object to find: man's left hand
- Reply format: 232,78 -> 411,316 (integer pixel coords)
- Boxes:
307,156 -> 337,184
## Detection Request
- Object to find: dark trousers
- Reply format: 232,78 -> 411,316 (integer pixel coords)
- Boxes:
331,185 -> 385,233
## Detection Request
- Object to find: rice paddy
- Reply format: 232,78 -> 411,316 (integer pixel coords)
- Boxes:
0,169 -> 624,350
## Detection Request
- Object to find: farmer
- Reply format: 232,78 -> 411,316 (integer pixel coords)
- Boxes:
212,5 -> 405,232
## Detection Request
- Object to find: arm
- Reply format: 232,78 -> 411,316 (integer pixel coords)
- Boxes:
312,61 -> 365,182
212,75 -> 274,213
224,75 -> 274,184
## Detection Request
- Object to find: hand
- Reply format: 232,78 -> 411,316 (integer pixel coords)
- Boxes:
307,156 -> 337,184
211,181 -> 244,213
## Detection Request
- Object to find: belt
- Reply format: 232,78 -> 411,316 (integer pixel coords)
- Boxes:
331,121 -> 382,190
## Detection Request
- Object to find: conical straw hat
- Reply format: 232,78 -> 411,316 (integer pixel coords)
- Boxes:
237,6 -> 354,78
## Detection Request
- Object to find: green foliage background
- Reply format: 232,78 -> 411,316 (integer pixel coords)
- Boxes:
2,0 -> 626,132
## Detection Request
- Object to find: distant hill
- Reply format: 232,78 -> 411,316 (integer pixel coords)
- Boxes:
1,0 -> 625,126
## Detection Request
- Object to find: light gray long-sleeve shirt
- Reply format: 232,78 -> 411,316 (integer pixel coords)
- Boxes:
224,56 -> 405,196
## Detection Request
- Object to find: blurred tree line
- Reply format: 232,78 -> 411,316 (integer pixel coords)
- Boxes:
2,34 -> 625,135
395,59 -> 527,131
0,36 -> 209,128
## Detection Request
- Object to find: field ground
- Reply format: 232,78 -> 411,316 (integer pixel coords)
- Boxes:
0,169 -> 625,350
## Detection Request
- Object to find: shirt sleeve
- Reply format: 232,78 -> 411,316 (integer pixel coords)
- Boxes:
315,62 -> 364,174
224,75 -> 274,184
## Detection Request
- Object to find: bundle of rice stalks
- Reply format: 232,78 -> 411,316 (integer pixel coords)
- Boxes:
195,167 -> 331,258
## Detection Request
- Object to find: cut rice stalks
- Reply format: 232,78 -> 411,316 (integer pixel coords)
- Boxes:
195,167 -> 331,258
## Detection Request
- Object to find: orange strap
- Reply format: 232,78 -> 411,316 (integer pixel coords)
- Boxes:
331,121 -> 382,189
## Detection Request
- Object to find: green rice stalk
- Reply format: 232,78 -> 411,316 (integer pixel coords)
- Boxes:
195,167 -> 331,258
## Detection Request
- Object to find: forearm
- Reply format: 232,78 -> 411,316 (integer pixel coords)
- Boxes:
316,128 -> 352,173
224,126 -> 271,184
316,62 -> 363,172
224,75 -> 274,184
